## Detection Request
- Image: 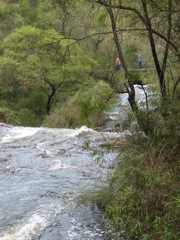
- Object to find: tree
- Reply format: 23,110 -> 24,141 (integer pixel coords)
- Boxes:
1,26 -> 83,114
89,0 -> 179,97
87,0 -> 179,134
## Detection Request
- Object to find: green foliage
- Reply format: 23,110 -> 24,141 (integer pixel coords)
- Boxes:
2,26 -> 74,62
0,106 -> 18,124
0,1 -> 21,39
43,80 -> 114,128
75,80 -> 114,123
18,0 -> 38,25
0,56 -> 23,104
0,22 -> 102,125
98,9 -> 107,24
22,88 -> 46,116
129,72 -> 142,84
15,108 -> 44,126
124,45 -> 138,68
0,25 -> 83,124
42,98 -> 81,128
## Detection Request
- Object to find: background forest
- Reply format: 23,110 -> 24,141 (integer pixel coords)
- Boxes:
0,0 -> 179,239
2,0 -> 178,128
0,0 -> 118,127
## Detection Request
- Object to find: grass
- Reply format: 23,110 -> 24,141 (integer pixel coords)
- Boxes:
88,99 -> 180,240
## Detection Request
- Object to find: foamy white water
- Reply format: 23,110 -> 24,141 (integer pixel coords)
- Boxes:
0,123 -> 124,240
1,126 -> 39,143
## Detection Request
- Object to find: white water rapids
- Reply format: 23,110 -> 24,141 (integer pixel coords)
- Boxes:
0,124 -> 129,240
0,85 -> 153,240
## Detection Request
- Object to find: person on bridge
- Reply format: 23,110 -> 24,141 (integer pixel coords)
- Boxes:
116,57 -> 121,70
138,55 -> 142,69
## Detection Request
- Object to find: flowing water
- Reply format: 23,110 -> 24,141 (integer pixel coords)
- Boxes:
0,85 -> 151,240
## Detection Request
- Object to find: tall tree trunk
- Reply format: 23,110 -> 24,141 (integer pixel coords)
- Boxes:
107,7 -> 138,112
141,0 -> 167,97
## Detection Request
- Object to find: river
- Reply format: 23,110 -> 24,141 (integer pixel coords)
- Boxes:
0,85 -> 151,240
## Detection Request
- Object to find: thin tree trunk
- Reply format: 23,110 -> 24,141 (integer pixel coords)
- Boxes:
41,71 -> 63,115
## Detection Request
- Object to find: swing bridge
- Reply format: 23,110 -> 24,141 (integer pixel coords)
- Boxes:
93,68 -> 156,73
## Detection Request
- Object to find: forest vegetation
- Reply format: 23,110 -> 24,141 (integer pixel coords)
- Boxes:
0,0 -> 179,239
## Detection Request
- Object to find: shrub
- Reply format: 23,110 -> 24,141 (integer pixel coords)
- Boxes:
43,80 -> 114,128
